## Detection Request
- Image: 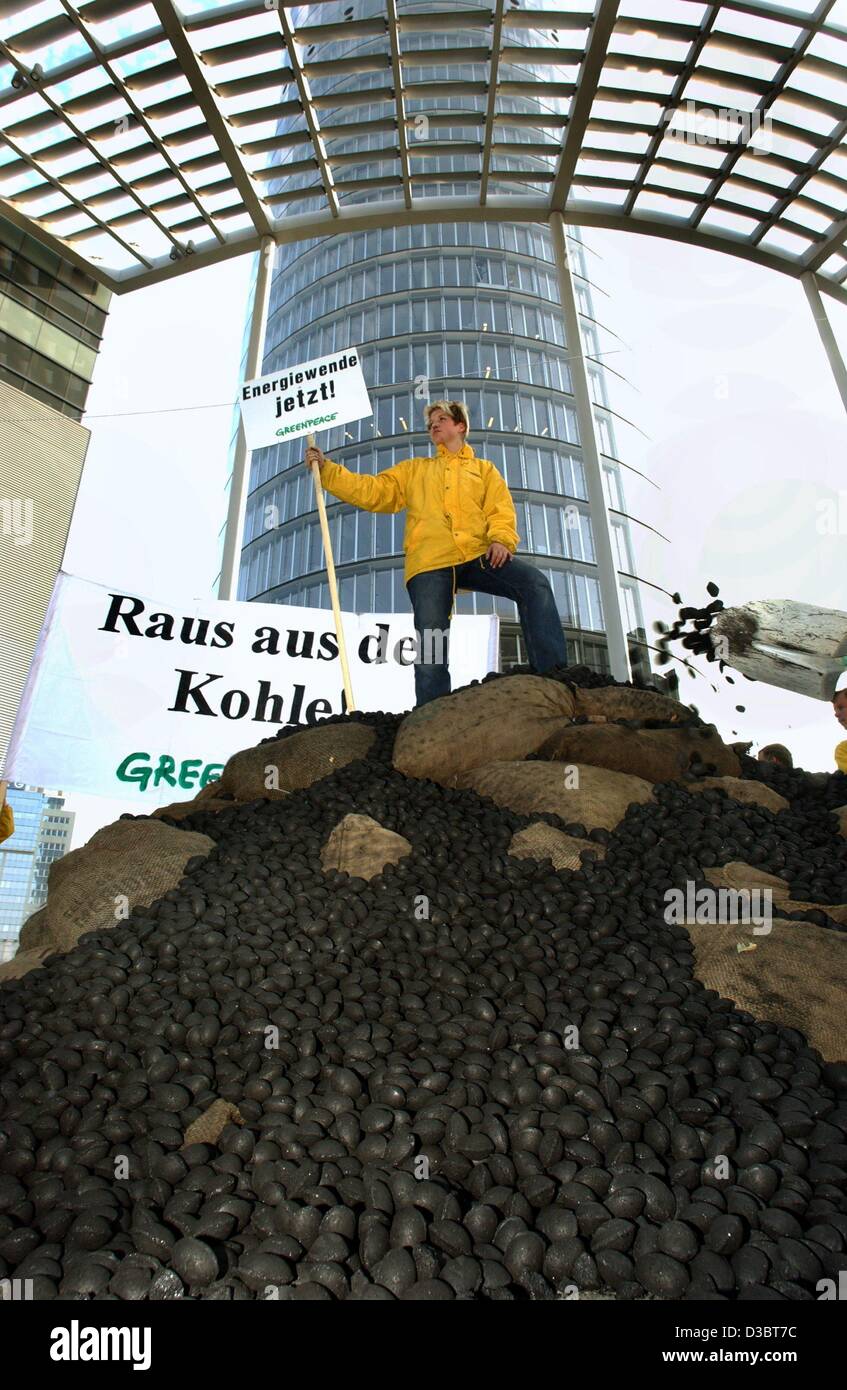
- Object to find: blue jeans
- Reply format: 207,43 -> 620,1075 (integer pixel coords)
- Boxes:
406,553 -> 569,706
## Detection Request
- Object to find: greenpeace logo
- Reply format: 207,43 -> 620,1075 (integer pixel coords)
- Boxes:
50,1321 -> 151,1371
276,411 -> 337,436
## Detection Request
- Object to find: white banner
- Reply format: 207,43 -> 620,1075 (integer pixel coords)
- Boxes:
239,348 -> 372,450
2,572 -> 498,806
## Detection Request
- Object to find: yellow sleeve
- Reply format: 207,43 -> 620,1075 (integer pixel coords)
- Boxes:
320,456 -> 411,514
0,801 -> 14,845
835,740 -> 847,772
481,460 -> 519,552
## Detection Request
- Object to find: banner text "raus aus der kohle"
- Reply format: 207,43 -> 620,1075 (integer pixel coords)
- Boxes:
98,592 -> 407,723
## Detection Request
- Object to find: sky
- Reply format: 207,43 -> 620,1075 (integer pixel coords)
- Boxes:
38,225 -> 847,850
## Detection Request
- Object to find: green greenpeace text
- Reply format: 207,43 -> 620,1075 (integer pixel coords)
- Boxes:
116,752 -> 224,793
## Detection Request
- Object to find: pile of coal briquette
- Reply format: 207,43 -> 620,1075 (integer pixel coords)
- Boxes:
1,667 -> 845,1302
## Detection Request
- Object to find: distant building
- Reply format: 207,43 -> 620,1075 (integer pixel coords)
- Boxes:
0,785 -> 74,959
0,212 -> 110,770
0,212 -> 110,421
230,221 -> 655,676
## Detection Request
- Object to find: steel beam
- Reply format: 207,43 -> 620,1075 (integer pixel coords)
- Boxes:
385,0 -> 412,210
218,236 -> 275,602
803,271 -> 847,415
151,0 -> 275,239
550,212 -> 631,681
549,0 -> 619,213
277,8 -> 339,218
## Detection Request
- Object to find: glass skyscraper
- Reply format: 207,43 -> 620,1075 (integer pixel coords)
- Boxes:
231,4 -> 653,677
0,211 -> 110,421
0,787 -> 74,959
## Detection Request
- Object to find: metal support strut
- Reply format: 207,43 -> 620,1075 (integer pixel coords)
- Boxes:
218,235 -> 276,601
549,213 -> 631,683
802,272 -> 847,416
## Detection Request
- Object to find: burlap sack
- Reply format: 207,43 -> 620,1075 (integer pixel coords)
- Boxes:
455,761 -> 654,831
685,777 -> 789,813
17,819 -> 214,956
393,676 -> 576,787
182,1100 -> 244,1149
152,796 -> 233,822
194,781 -> 225,802
572,686 -> 696,724
321,813 -> 412,879
537,724 -> 740,784
688,918 -> 847,1062
508,822 -> 606,870
0,945 -> 56,983
702,862 -> 847,927
220,723 -> 375,801
17,904 -> 51,951
703,862 -> 791,895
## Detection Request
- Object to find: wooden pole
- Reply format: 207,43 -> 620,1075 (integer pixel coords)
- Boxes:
711,599 -> 847,700
308,434 -> 356,712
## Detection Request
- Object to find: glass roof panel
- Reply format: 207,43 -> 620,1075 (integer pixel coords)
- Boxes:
699,205 -> 762,236
698,42 -> 784,85
806,31 -> 847,66
618,0 -> 709,22
83,4 -> 160,49
767,96 -> 841,138
731,147 -> 788,181
575,155 -> 638,183
818,251 -> 847,278
600,56 -> 679,93
632,189 -> 699,219
788,60 -> 847,104
803,171 -> 847,209
681,74 -> 764,115
568,184 -> 630,207
789,198 -> 838,232
754,127 -> 820,162
755,0 -> 823,13
0,0 -> 845,297
607,31 -> 692,64
720,178 -> 781,213
711,9 -> 803,46
759,224 -> 816,257
654,134 -> 727,169
645,163 -> 714,195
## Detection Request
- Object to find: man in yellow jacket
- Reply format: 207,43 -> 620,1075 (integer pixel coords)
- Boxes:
305,400 -> 568,705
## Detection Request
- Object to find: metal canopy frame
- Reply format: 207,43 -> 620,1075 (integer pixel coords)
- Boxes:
0,0 -> 846,307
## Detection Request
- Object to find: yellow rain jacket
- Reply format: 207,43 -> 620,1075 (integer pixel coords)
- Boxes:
835,739 -> 847,773
0,800 -> 13,846
318,441 -> 520,587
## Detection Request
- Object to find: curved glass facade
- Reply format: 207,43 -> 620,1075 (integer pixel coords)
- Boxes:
233,2 -> 652,675
0,212 -> 110,421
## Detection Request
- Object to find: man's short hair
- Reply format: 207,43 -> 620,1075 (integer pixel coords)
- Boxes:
425,400 -> 470,435
759,743 -> 793,769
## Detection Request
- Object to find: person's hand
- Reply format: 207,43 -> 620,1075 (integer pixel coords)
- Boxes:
486,542 -> 511,569
304,445 -> 325,471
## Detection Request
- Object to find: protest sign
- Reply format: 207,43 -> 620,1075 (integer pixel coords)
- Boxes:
3,572 -> 498,806
239,348 -> 372,451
